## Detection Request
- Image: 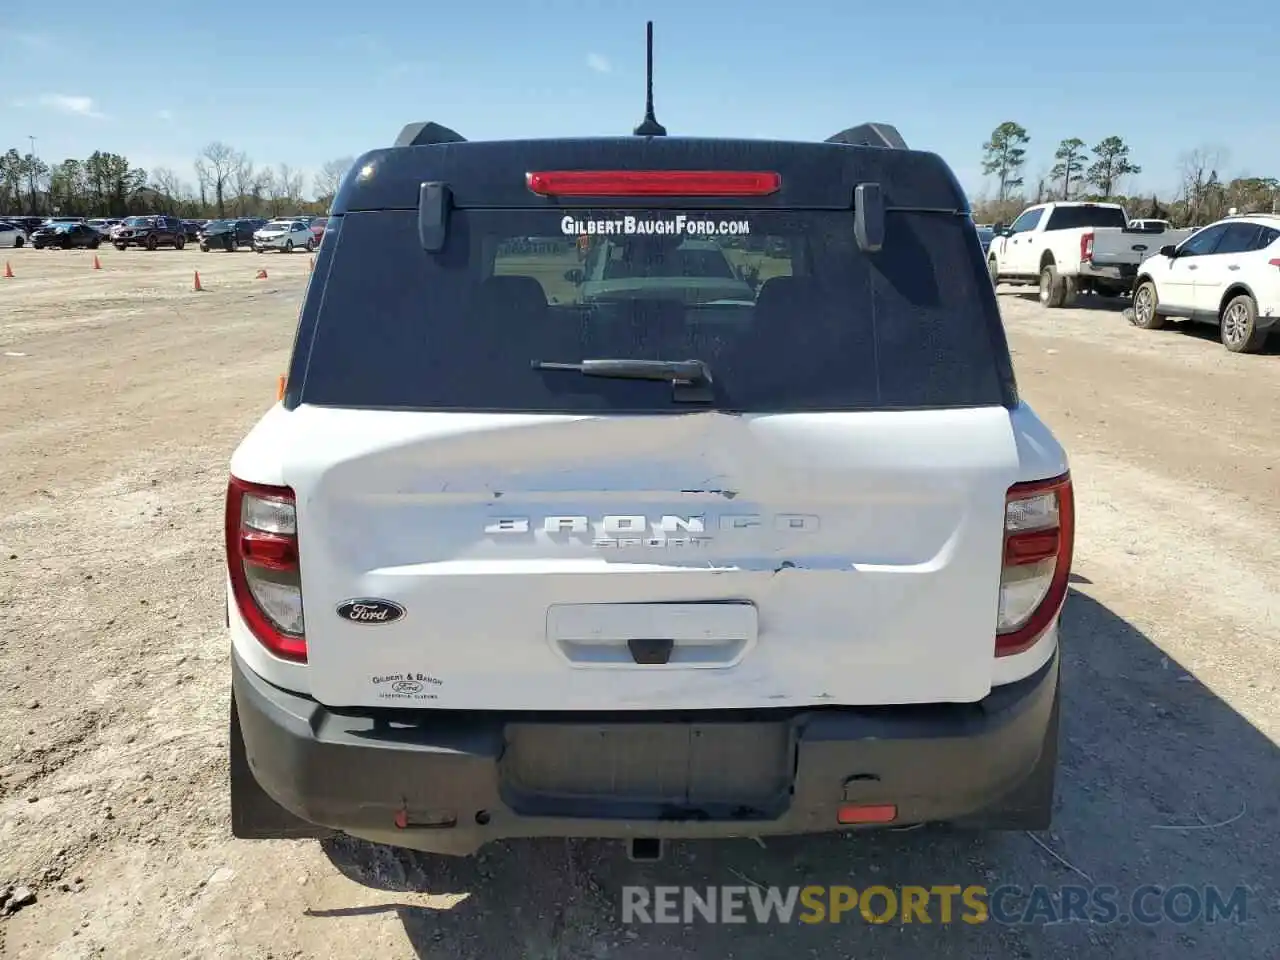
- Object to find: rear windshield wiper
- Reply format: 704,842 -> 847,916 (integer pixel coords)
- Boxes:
531,358 -> 715,403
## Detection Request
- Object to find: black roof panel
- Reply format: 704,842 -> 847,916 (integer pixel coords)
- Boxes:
330,137 -> 969,214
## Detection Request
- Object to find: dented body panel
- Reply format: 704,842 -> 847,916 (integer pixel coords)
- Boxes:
230,402 -> 1066,711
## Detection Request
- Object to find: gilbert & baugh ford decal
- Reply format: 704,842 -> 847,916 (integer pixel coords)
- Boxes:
371,672 -> 444,702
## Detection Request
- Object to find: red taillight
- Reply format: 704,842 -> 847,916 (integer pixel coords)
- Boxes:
1269,258 -> 1280,269
1080,232 -> 1094,262
525,170 -> 781,197
225,476 -> 306,662
996,473 -> 1074,658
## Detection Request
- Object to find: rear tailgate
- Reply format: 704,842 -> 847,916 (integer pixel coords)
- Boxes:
261,148 -> 1041,713
278,404 -> 1024,711
1090,227 -> 1196,269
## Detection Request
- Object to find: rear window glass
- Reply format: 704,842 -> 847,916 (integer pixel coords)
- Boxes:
1044,206 -> 1126,230
295,209 -> 1009,413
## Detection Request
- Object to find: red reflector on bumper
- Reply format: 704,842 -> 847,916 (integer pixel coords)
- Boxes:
837,803 -> 897,825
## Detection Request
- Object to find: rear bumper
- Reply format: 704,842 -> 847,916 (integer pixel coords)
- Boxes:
232,648 -> 1059,855
1079,262 -> 1136,283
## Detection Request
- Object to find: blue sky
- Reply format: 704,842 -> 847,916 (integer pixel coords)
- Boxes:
2,0 -> 1275,201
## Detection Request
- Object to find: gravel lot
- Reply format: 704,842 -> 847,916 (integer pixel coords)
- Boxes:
1,247 -> 1277,959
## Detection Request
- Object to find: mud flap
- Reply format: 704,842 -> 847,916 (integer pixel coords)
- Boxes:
229,694 -> 336,840
948,682 -> 1059,831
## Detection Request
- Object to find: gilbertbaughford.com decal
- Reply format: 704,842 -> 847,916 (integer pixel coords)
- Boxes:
559,215 -> 751,237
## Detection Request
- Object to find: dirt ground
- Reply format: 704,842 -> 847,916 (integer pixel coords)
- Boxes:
1,247 -> 1277,959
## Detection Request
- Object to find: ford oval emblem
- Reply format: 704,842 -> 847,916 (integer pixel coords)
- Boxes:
336,598 -> 406,624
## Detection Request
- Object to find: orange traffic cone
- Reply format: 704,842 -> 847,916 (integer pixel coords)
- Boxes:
255,268 -> 268,280
3,262 -> 12,279
276,375 -> 287,401
92,254 -> 101,270
193,270 -> 203,291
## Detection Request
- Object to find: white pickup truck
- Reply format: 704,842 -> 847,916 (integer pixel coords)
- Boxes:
987,201 -> 1196,307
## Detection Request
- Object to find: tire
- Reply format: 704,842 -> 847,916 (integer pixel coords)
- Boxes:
1061,275 -> 1078,308
1038,264 -> 1066,308
61,237 -> 71,250
146,235 -> 158,251
1220,294 -> 1267,354
1129,281 -> 1166,330
305,238 -> 314,253
987,257 -> 999,288
200,243 -> 210,252
284,240 -> 293,253
174,236 -> 186,251
89,239 -> 100,250
12,236 -> 22,248
115,243 -> 127,251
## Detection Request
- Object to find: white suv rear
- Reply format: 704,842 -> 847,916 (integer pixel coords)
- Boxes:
225,120 -> 1073,859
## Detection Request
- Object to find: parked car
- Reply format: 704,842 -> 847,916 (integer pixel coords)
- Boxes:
986,201 -> 1196,304
252,219 -> 315,253
976,224 -> 994,256
181,220 -> 205,243
86,218 -> 118,239
227,117 -> 1072,858
1129,214 -> 1280,353
31,222 -> 102,250
42,216 -> 86,228
308,216 -> 328,247
199,219 -> 261,252
112,215 -> 187,250
2,216 -> 43,235
0,220 -> 28,247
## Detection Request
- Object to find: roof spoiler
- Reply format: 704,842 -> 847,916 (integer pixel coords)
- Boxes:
825,123 -> 908,150
394,121 -> 467,147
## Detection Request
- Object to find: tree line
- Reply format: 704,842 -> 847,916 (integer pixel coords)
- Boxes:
0,142 -> 355,220
976,121 -> 1279,227
5,130 -> 1277,229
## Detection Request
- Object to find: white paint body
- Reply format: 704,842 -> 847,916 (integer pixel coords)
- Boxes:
253,221 -> 313,251
1136,215 -> 1280,317
229,402 -> 1067,712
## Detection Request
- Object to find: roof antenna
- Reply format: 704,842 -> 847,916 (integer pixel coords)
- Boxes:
632,21 -> 667,137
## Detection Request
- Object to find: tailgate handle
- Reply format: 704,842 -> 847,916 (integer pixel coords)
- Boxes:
628,638 -> 674,665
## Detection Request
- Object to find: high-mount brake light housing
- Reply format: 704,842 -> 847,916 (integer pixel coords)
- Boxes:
525,170 -> 782,198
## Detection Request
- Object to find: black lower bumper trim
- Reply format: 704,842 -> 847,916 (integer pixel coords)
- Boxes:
231,650 -> 1059,855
